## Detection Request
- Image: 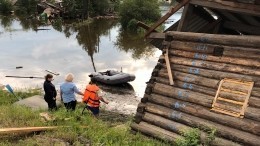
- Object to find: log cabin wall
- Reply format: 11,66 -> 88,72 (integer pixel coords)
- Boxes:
132,0 -> 260,145
132,31 -> 260,146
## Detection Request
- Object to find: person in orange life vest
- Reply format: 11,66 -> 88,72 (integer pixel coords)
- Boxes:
82,81 -> 108,116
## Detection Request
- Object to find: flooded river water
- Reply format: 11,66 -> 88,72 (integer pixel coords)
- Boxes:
0,8 -> 181,114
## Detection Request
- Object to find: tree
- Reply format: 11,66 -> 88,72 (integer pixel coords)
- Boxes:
119,0 -> 161,30
0,0 -> 13,14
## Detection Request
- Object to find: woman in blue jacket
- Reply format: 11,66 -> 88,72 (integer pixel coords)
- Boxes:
60,73 -> 84,111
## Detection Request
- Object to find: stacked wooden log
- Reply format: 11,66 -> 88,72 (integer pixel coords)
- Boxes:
131,31 -> 260,146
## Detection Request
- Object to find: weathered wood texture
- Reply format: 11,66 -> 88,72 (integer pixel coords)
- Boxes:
131,121 -> 182,143
133,31 -> 260,145
142,112 -> 241,146
166,31 -> 260,47
147,92 -> 260,134
145,103 -> 260,146
0,126 -> 59,134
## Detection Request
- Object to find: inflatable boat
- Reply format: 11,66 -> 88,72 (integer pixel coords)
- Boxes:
89,70 -> 135,85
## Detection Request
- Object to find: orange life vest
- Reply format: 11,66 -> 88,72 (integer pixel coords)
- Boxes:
83,84 -> 100,107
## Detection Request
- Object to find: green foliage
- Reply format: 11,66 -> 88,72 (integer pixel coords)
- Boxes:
90,0 -> 109,16
204,128 -> 217,146
15,0 -> 39,15
0,105 -> 44,127
52,17 -> 63,32
119,0 -> 161,30
62,0 -> 111,18
63,0 -> 83,18
176,128 -> 200,146
0,0 -> 13,14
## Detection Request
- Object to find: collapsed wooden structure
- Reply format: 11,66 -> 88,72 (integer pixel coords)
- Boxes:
131,0 -> 260,145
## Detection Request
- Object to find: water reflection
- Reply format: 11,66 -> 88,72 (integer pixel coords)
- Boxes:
115,30 -> 156,59
0,16 -> 161,98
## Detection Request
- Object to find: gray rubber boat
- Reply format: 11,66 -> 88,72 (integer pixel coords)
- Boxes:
89,70 -> 135,85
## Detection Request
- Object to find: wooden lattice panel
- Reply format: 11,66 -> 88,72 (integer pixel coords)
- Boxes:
211,78 -> 254,118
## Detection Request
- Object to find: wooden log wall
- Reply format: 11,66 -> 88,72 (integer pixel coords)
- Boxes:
131,31 -> 260,146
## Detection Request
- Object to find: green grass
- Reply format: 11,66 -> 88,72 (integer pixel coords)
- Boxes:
0,88 -> 41,105
0,104 -> 171,146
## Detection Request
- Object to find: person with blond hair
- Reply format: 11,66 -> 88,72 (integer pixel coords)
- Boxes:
60,73 -> 84,111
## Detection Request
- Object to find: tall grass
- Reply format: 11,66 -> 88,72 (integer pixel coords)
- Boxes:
0,89 -> 41,105
0,103 -> 171,145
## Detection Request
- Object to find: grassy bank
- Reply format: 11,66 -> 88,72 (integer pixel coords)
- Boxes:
0,106 -> 171,145
0,89 -> 171,145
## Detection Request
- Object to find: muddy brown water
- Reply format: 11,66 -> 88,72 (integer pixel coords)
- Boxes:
0,10 -> 181,114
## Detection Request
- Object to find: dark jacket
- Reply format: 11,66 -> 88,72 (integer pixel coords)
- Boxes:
43,80 -> 57,101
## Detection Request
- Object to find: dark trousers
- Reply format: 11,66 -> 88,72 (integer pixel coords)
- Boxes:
64,100 -> 77,111
44,98 -> 57,111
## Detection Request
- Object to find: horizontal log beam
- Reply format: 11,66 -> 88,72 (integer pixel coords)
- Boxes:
166,63 -> 260,88
143,112 -> 241,146
169,40 -> 260,59
166,31 -> 260,48
169,56 -> 260,76
170,49 -> 260,67
131,121 -> 182,143
145,102 -> 260,146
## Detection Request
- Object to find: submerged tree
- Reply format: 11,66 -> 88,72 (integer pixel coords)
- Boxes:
15,0 -> 39,15
0,0 -> 13,14
119,0 -> 161,31
115,29 -> 156,59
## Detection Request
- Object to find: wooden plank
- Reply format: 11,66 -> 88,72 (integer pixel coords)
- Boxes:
189,0 -> 260,16
211,107 -> 241,117
145,0 -> 190,37
165,47 -> 174,85
240,82 -> 254,115
137,21 -> 158,31
0,126 -> 59,134
218,97 -> 244,105
212,80 -> 224,108
223,21 -> 260,35
220,88 -> 248,95
177,4 -> 194,31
